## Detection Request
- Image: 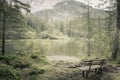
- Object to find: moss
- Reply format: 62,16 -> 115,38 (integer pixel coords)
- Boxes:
0,64 -> 21,80
10,55 -> 31,69
29,67 -> 45,76
0,54 -> 31,69
37,56 -> 49,64
0,55 -> 16,65
0,53 -> 48,80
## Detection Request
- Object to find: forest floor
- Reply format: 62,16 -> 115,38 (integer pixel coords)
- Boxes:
38,56 -> 120,80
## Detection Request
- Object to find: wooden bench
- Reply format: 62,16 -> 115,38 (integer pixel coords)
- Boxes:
79,59 -> 105,78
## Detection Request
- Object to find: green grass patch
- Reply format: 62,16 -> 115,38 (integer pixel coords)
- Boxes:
29,67 -> 45,76
10,55 -> 31,69
0,53 -> 49,80
0,64 -> 21,80
0,54 -> 31,69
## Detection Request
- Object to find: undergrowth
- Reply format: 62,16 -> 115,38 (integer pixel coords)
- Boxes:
0,53 -> 48,80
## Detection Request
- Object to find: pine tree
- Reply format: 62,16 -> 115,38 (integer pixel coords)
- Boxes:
0,0 -> 30,55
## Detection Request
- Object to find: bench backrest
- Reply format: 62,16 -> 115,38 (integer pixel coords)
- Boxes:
83,59 -> 105,71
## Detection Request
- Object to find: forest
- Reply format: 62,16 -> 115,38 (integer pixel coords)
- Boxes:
0,0 -> 120,80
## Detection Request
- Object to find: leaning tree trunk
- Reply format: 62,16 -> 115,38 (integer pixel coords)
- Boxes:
112,0 -> 120,59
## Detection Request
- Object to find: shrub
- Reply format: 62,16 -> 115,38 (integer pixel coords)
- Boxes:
30,54 -> 38,59
10,56 -> 31,69
39,56 -> 49,64
32,55 -> 49,64
0,54 -> 31,69
0,64 -> 21,80
0,55 -> 16,64
29,67 -> 45,76
117,57 -> 120,64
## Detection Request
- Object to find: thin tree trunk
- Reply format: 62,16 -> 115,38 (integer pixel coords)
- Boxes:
117,0 -> 120,30
87,0 -> 91,56
112,0 -> 120,59
1,0 -> 6,55
112,30 -> 119,59
10,0 -> 12,6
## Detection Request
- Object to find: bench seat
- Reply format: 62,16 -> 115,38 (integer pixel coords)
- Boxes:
79,65 -> 100,71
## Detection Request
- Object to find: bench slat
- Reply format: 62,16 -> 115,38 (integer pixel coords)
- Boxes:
79,66 -> 89,71
91,65 -> 100,69
79,65 -> 100,71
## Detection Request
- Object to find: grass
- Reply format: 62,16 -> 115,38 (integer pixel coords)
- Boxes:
0,64 -> 21,80
0,52 -> 49,80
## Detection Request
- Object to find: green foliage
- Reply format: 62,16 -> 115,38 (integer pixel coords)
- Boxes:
0,53 -> 48,80
3,39 -> 48,55
38,56 -> 49,64
28,54 -> 47,80
0,64 -> 21,80
0,55 -> 16,64
29,67 -> 45,76
117,56 -> 120,64
31,54 -> 38,59
10,55 -> 31,69
0,54 -> 31,69
0,0 -> 32,39
28,64 -> 45,80
30,53 -> 49,64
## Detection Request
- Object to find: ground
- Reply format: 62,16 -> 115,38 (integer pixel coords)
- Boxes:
38,56 -> 120,80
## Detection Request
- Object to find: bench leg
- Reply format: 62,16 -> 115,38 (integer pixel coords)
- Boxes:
99,68 -> 102,74
98,68 -> 102,74
82,71 -> 89,78
95,68 -> 98,74
82,71 -> 85,78
86,71 -> 89,78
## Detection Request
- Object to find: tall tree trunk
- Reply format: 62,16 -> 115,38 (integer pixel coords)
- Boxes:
112,0 -> 120,59
87,0 -> 91,56
1,0 -> 6,55
112,30 -> 119,59
10,0 -> 12,6
116,0 -> 120,30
